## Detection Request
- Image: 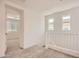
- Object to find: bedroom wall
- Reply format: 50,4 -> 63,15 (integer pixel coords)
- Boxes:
45,7 -> 79,56
24,8 -> 45,48
0,0 -> 6,57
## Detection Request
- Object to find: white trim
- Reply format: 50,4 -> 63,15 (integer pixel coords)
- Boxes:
23,42 -> 45,49
48,45 -> 79,57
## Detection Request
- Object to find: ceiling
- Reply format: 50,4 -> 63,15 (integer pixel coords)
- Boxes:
7,0 -> 26,5
26,0 -> 79,13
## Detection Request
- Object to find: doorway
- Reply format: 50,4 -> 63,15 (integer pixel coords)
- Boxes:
5,5 -> 24,53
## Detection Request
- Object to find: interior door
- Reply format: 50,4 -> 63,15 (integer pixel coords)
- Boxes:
6,6 -> 21,49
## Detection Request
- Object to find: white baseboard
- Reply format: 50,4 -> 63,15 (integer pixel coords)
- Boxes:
24,42 -> 45,49
48,45 -> 79,57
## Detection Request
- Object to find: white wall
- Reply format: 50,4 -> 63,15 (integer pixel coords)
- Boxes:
0,0 -> 6,57
6,0 -> 45,49
24,8 -> 45,48
0,0 -> 45,57
44,2 -> 79,57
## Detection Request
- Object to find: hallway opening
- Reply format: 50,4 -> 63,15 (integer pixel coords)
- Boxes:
5,5 -> 24,54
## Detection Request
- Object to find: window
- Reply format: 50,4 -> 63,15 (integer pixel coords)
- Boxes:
7,16 -> 20,33
62,16 -> 71,32
48,18 -> 54,31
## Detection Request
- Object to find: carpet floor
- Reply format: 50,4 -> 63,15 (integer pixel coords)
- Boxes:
4,46 -> 75,58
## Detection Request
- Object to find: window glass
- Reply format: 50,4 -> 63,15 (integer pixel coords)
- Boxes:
48,18 -> 54,31
62,16 -> 71,32
7,16 -> 19,33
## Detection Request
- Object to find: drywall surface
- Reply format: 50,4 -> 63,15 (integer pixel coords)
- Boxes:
45,7 -> 79,52
0,0 -> 6,57
24,8 -> 45,48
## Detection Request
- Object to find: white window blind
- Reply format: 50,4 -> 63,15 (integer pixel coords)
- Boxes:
62,16 -> 71,32
48,18 -> 54,31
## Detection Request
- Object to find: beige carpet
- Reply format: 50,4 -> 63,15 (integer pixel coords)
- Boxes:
4,46 -> 75,58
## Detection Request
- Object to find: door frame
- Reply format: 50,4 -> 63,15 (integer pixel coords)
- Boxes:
5,4 -> 24,52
